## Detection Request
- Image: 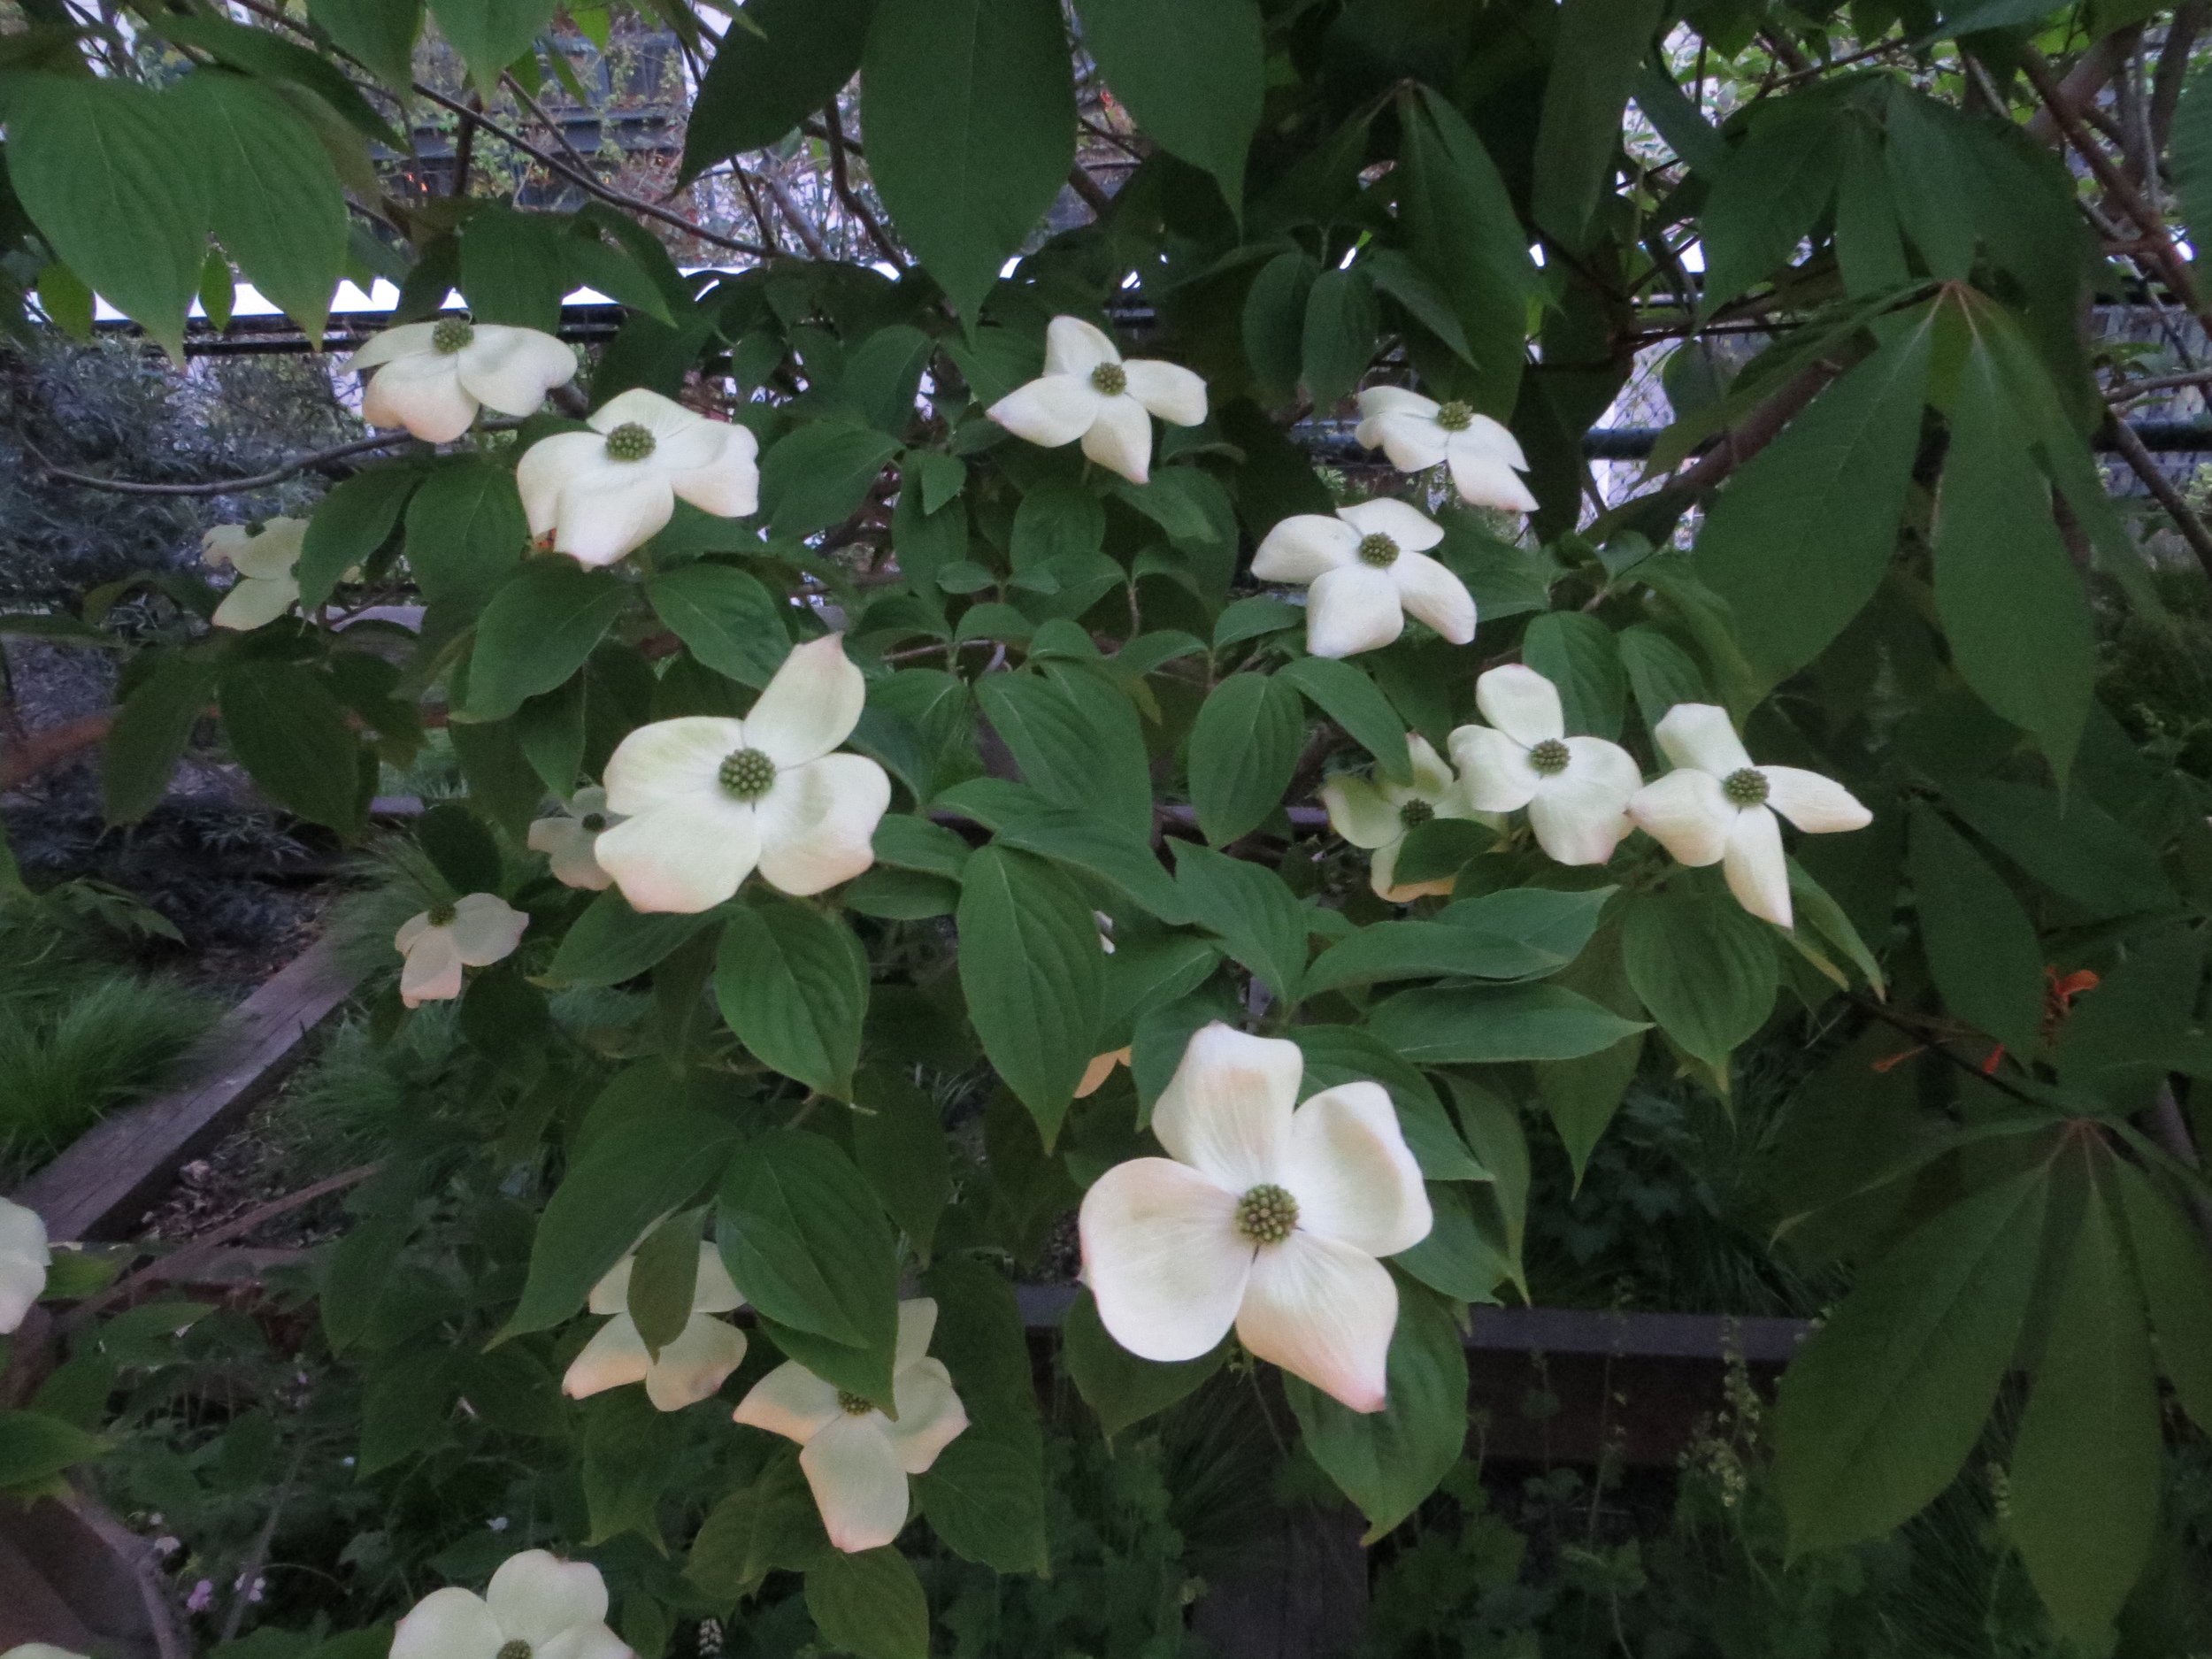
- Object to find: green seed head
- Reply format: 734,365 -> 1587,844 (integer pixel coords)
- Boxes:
431,317 -> 475,354
837,1390 -> 875,1417
1722,767 -> 1770,807
718,748 -> 777,801
1090,361 -> 1127,396
580,812 -> 608,833
496,1642 -> 530,1659
426,902 -> 457,926
1356,532 -> 1400,568
1527,738 -> 1571,777
1398,798 -> 1434,830
1235,1183 -> 1299,1247
1433,400 -> 1475,433
603,421 -> 657,463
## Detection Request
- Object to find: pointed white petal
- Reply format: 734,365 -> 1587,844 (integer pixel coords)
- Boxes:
894,1296 -> 938,1372
529,818 -> 612,890
1525,738 -> 1642,865
1627,768 -> 1732,867
1281,1082 -> 1431,1258
1320,773 -> 1405,850
753,753 -> 892,896
562,1315 -> 653,1400
345,321 -> 441,373
1079,1157 -> 1251,1363
1304,564 -> 1405,657
486,1549 -> 609,1643
1151,1022 -> 1302,1190
363,353 -> 478,442
800,1415 -> 912,1552
987,374 -> 1101,449
536,1624 -> 631,1659
641,1315 -> 749,1411
734,1358 -> 845,1444
517,433 -> 606,541
1451,724 -> 1540,813
1044,314 -> 1120,377
1079,394 -> 1154,484
1474,664 -> 1563,746
594,796 -> 761,914
549,468 -> 676,567
1334,497 -> 1445,552
1235,1231 -> 1398,1414
879,1356 -> 967,1474
603,716 -> 747,815
695,1243 -> 746,1313
0,1202 -> 47,1336
589,386 -> 694,436
1367,835 -> 1455,902
391,1586 -> 502,1659
1444,445 -> 1538,512
0,1200 -> 49,1264
1653,703 -> 1753,776
395,910 -> 434,954
1459,413 -> 1528,470
226,519 -> 307,579
1402,733 -> 1458,803
1121,358 -> 1208,426
1355,387 -> 1440,421
1390,551 -> 1476,644
399,930 -> 464,1007
668,422 -> 762,519
1760,766 -> 1871,834
587,1252 -> 634,1316
448,893 -> 527,965
1723,803 -> 1793,927
745,634 -> 866,767
455,326 -> 578,416
1251,515 -> 1356,584
1363,409 -> 1451,472
211,575 -> 299,631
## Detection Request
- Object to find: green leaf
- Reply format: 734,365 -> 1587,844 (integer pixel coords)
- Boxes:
1276,656 -> 1411,783
404,458 -> 530,608
716,900 -> 871,1099
2173,60 -> 2212,265
550,888 -> 719,987
893,487 -> 969,595
1393,1182 -> 1511,1305
1438,886 -> 1612,967
762,420 -> 902,538
1696,103 -> 1847,314
1619,889 -> 1778,1073
2109,1157 -> 2212,1436
1906,803 -> 2042,1064
1693,312 -> 1933,691
6,76 -> 209,357
993,810 -> 1186,923
647,563 -> 792,690
299,465 -> 421,609
1283,1279 -> 1468,1542
219,662 -> 363,833
1242,250 -> 1317,405
0,1410 -> 105,1487
1368,983 -> 1647,1065
626,1209 -> 703,1357
719,1130 -> 899,1361
1944,780 -> 2174,919
1786,858 -> 1886,997
1189,672 -> 1305,846
1171,841 -> 1310,1004
916,1426 -> 1049,1572
1303,919 -> 1571,996
978,665 -> 1152,841
425,0 -> 557,94
1071,0 -> 1260,210
1290,1024 -> 1484,1182
464,564 -> 631,722
687,1452 -> 833,1596
1771,1166 -> 2050,1552
458,204 -> 570,334
1300,267 -> 1379,410
1447,1078 -> 1529,1294
1519,611 -> 1625,741
956,846 -> 1103,1143
1616,624 -> 1708,734
682,0 -> 877,177
1530,0 -> 1666,250
861,0 -> 1075,319
104,651 -> 223,825
308,0 -> 423,91
1062,1287 -> 1227,1436
871,813 -> 972,879
805,1547 -> 928,1659
2056,926 -> 2206,1114
851,1066 -> 949,1259
502,1108 -> 741,1338
1212,595 -> 1303,649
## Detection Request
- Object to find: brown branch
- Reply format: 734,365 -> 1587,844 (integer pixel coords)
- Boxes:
1066,162 -> 1114,219
2,710 -> 116,791
754,167 -> 831,260
2105,365 -> 2212,401
449,91 -> 481,196
2151,3 -> 2206,153
2105,414 -> 2212,582
2024,31 -> 2131,142
823,102 -> 904,269
17,427 -> 449,496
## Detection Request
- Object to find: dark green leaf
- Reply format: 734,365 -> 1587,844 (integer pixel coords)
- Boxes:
805,1547 -> 928,1659
2055,926 -> 2206,1114
648,563 -> 791,689
762,420 -> 901,538
1906,803 -> 2043,1064
851,1066 -> 949,1259
1242,251 -> 1317,405
1277,656 -> 1411,782
1061,1286 -> 1226,1436
1189,672 -> 1305,846
1945,779 -> 2174,919
1290,1024 -> 1484,1182
956,846 -> 1103,1142
308,0 -> 422,90
687,1452 -> 833,1595
1303,919 -> 1569,996
1300,267 -> 1379,410
1171,841 -> 1309,1004
719,1130 -> 899,1360
0,1410 -> 105,1487
1519,611 -> 1626,741
2110,1157 -> 2212,1436
978,664 -> 1153,840
219,662 -> 363,833
716,900 -> 871,1099
1530,0 -> 1666,250
463,564 -> 631,721
550,888 -> 720,987
299,465 -> 421,609
424,0 -> 557,95
871,813 -> 972,879
1616,624 -> 1708,733
1072,0 -> 1260,209
1366,984 -> 1647,1064
104,651 -> 222,825
404,458 -> 530,608
458,204 -> 570,334
1619,889 -> 1778,1072
1697,103 -> 1847,313
626,1210 -> 703,1357
682,0 -> 876,176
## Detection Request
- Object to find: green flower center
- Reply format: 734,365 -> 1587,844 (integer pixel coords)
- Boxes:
1434,400 -> 1475,433
1356,533 -> 1400,568
497,1642 -> 531,1659
426,903 -> 457,926
1527,738 -> 1571,777
580,812 -> 607,832
1722,767 -> 1770,807
837,1391 -> 875,1417
1235,1183 -> 1299,1247
1090,362 -> 1127,396
1398,798 -> 1434,830
431,317 -> 475,354
604,421 -> 657,462
718,748 -> 777,801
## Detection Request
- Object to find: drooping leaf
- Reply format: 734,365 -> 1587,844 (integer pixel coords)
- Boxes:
104,652 -> 224,826
1171,841 -> 1310,1005
1520,611 -> 1626,741
646,564 -> 793,690
1696,100 -> 1847,314
1277,655 -> 1412,783
1366,984 -> 1647,1065
805,1547 -> 928,1659
718,1130 -> 900,1363
218,662 -> 364,833
298,465 -> 422,609
549,888 -> 720,987
424,0 -> 558,95
462,564 -> 632,722
1619,889 -> 1778,1074
1062,1287 -> 1229,1436
1530,0 -> 1667,250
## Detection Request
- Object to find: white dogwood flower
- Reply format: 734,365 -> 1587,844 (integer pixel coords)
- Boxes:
595,634 -> 890,912
1450,666 -> 1643,867
1355,388 -> 1536,511
348,318 -> 578,444
393,893 -> 528,1008
390,1549 -> 629,1659
203,518 -> 308,630
1628,703 -> 1872,929
527,788 -> 624,892
4,1646 -> 88,1659
563,1243 -> 748,1412
0,1197 -> 50,1335
518,388 -> 759,568
1250,498 -> 1475,657
1319,733 -> 1491,902
733,1299 -> 969,1553
1080,1024 -> 1431,1413
986,316 -> 1207,485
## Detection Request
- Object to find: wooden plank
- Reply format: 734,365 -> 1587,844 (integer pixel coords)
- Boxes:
7,935 -> 364,1241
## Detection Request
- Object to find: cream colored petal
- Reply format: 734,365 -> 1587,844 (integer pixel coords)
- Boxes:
228,519 -> 307,578
1251,514 -> 1357,584
734,1357 -> 845,1444
894,1296 -> 938,1372
1079,394 -> 1155,484
987,374 -> 1101,449
363,352 -> 479,442
1121,358 -> 1208,426
517,432 -> 608,541
1236,1231 -> 1398,1414
1305,564 -> 1405,658
202,524 -> 250,568
879,1356 -> 967,1474
753,753 -> 892,896
395,910 -> 434,954
530,818 -> 612,891
211,575 -> 299,631
1451,724 -> 1539,813
1391,551 -> 1476,645
1653,703 -> 1753,776
1457,413 -> 1528,471
1404,732 -> 1458,802
1076,1048 -> 1131,1098
1079,1156 -> 1251,1363
594,796 -> 761,914
1362,409 -> 1451,473
1760,766 -> 1872,835
1525,738 -> 1641,866
346,321 -> 442,373
4,1645 -> 89,1659
1627,768 -> 1732,867
695,1242 -> 746,1313
549,467 -> 676,567
1334,497 -> 1445,553
800,1414 -> 912,1553
1723,803 -> 1792,928
603,716 -> 747,815
641,1315 -> 749,1411
745,633 -> 866,767
391,1586 -> 503,1659
485,1549 -> 610,1643
668,422 -> 762,519
534,1625 -> 632,1659
1444,446 -> 1538,512
448,893 -> 527,965
1151,1022 -> 1301,1190
0,1199 -> 49,1265
455,326 -> 578,416
1320,773 -> 1403,850
0,1256 -> 44,1333
1474,664 -> 1563,747
587,1252 -> 634,1317
1044,314 -> 1120,377
589,386 -> 694,438
562,1314 -> 653,1400
399,929 -> 464,1007
1368,836 -> 1455,902
1281,1082 -> 1431,1258
1355,386 -> 1440,422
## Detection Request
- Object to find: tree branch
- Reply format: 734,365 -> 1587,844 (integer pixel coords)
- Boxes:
823,102 -> 904,269
2105,413 -> 2212,582
17,427 -> 454,496
753,166 -> 831,260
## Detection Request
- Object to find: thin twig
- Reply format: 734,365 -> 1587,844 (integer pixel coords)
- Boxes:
756,166 -> 831,260
2106,413 -> 2212,582
219,1446 -> 303,1643
19,428 -> 439,495
2104,366 -> 2212,402
824,102 -> 904,269
450,91 -> 480,196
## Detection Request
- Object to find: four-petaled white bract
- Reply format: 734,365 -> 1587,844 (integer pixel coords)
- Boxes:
518,388 -> 760,568
3,1645 -> 88,1659
1079,1024 -> 1432,1414
390,1548 -> 631,1659
564,1241 -> 749,1412
1354,388 -> 1537,511
394,893 -> 529,1008
0,1196 -> 50,1335
528,787 -> 624,892
1451,665 -> 1643,867
1319,733 -> 1492,902
1250,498 -> 1476,658
594,634 -> 891,913
986,316 -> 1208,485
348,320 -> 578,444
203,518 -> 307,631
733,1298 -> 970,1553
1628,703 -> 1871,928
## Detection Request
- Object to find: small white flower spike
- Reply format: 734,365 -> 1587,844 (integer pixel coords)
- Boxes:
1354,388 -> 1536,511
348,318 -> 578,444
518,388 -> 760,567
987,316 -> 1208,485
393,893 -> 528,1007
1450,665 -> 1643,866
1250,498 -> 1475,658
